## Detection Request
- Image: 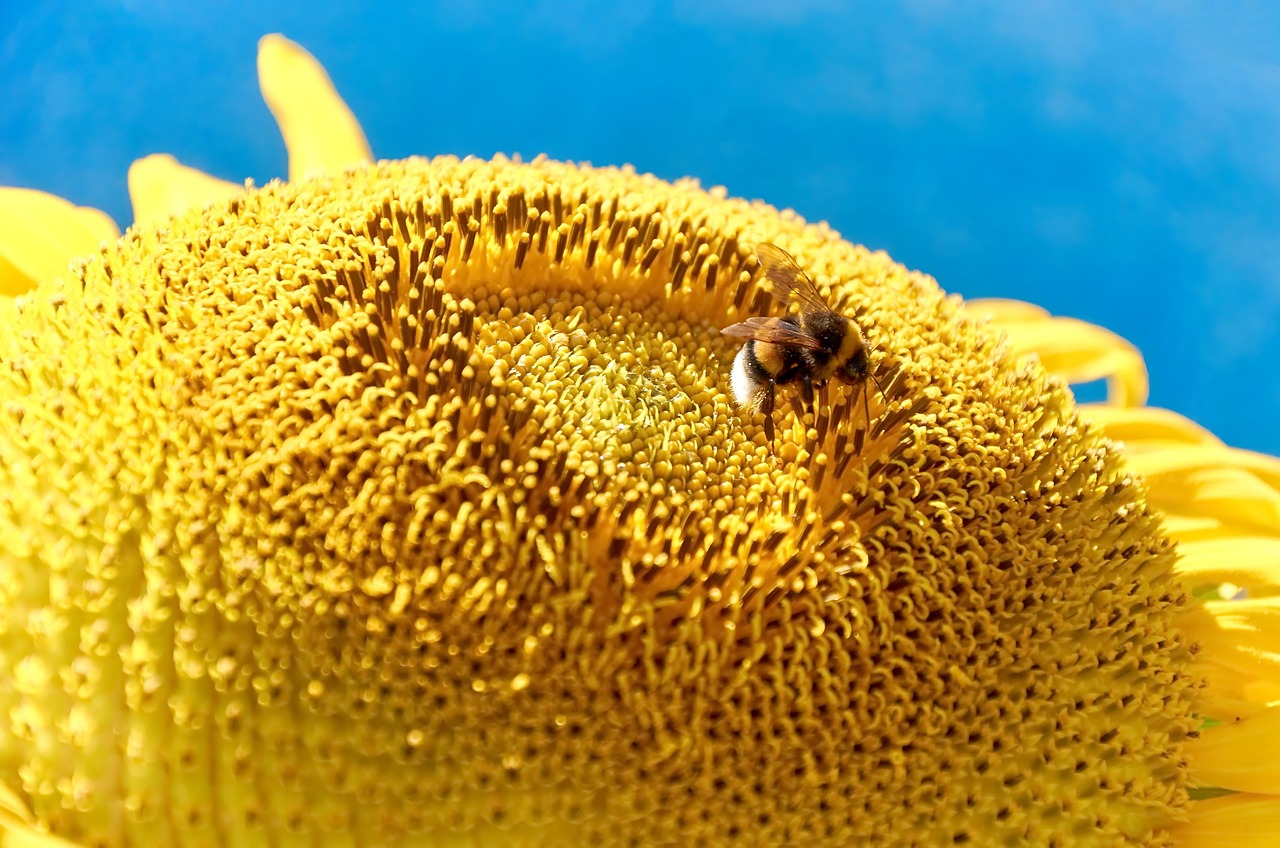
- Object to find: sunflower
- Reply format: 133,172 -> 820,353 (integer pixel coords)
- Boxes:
1,33 -> 1277,848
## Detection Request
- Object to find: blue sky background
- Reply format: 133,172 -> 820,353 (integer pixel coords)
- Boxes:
2,1 -> 1277,455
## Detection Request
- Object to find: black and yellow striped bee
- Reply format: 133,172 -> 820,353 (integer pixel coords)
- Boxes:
723,243 -> 881,445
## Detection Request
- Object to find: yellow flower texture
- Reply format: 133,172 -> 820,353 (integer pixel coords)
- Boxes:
1,33 -> 1278,848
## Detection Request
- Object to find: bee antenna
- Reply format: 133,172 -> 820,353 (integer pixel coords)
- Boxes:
861,376 -> 872,431
869,371 -> 889,406
861,369 -> 889,432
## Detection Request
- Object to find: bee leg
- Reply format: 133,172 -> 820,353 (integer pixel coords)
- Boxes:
782,384 -> 811,436
762,383 -> 776,447
798,377 -> 815,414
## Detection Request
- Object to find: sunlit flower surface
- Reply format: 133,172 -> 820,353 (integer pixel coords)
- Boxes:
1,33 -> 1278,848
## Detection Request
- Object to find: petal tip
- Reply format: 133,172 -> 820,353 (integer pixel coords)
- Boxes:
127,153 -> 242,228
257,32 -> 303,67
255,32 -> 372,183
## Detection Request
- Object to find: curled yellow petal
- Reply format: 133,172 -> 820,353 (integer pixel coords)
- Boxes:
257,33 -> 371,182
1167,793 -> 1280,846
967,297 -> 1149,406
126,154 -> 242,228
0,188 -> 118,296
1191,705 -> 1280,793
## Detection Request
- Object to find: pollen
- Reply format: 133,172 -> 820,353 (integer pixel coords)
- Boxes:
0,155 -> 1199,846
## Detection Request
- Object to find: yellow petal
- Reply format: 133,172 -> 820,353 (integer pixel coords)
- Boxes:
0,782 -> 33,830
1073,407 -> 1280,545
1201,692 -> 1275,723
1164,511 -> 1280,547
257,34 -> 371,182
0,782 -> 81,847
0,188 -> 118,296
1176,537 -> 1280,593
967,297 -> 1148,406
1184,600 -> 1280,691
1081,404 -> 1224,452
1169,794 -> 1280,846
1127,447 -> 1280,535
127,154 -> 242,229
1130,446 -> 1280,490
963,297 -> 1048,323
1,826 -> 85,848
1198,660 -> 1280,720
1199,598 -> 1280,651
1191,705 -> 1280,793
1200,650 -> 1280,697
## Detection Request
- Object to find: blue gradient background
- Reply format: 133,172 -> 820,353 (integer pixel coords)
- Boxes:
2,1 -> 1277,454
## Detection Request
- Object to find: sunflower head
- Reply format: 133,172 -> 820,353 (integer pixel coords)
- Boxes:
0,150 -> 1202,846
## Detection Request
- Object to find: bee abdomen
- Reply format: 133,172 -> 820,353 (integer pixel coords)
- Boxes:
731,344 -> 771,412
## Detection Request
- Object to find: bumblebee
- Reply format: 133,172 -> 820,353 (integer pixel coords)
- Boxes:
723,242 -> 881,445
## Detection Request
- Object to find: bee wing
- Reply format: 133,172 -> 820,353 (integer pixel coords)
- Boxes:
755,242 -> 833,315
721,317 -> 825,351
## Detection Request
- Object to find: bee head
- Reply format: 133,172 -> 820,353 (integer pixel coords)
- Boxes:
838,346 -> 870,384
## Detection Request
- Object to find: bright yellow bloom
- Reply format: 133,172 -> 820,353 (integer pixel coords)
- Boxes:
1,33 -> 1278,848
